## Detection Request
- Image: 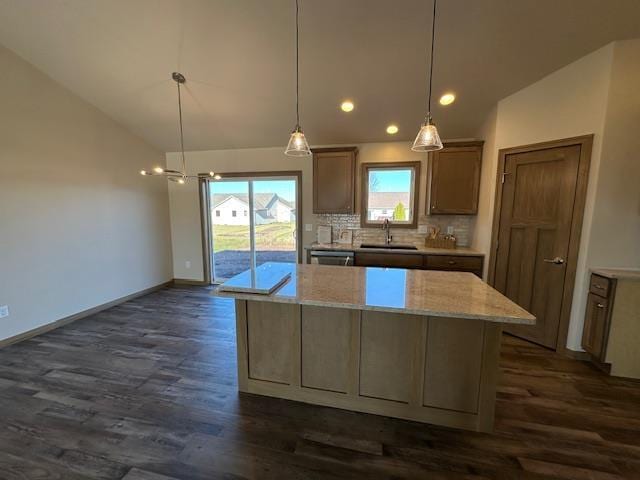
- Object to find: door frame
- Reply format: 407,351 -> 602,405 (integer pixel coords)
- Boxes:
487,135 -> 593,354
199,170 -> 303,284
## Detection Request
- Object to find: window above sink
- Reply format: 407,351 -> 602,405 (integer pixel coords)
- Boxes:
360,161 -> 420,229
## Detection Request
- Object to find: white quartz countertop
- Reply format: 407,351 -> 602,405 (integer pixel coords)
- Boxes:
214,262 -> 535,325
591,268 -> 640,281
305,243 -> 484,256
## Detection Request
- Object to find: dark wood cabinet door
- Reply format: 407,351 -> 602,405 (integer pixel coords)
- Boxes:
313,148 -> 357,213
423,255 -> 483,277
354,253 -> 423,269
429,143 -> 483,215
582,293 -> 609,360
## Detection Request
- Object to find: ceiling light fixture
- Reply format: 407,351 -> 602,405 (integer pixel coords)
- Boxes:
341,101 -> 355,112
412,0 -> 443,152
139,72 -> 220,184
386,125 -> 399,135
439,93 -> 455,105
285,0 -> 311,156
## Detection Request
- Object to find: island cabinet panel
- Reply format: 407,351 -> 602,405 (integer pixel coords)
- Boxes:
235,298 -> 508,432
359,311 -> 421,403
423,317 -> 484,413
301,306 -> 354,393
246,302 -> 299,385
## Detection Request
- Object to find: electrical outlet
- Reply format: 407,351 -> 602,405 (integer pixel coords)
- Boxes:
305,224 -> 313,232
0,305 -> 9,318
446,226 -> 454,235
185,260 -> 191,269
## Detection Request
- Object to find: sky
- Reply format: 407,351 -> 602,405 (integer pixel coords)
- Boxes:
369,169 -> 412,192
210,179 -> 296,202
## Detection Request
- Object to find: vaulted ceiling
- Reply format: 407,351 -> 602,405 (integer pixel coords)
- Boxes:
1,0 -> 639,151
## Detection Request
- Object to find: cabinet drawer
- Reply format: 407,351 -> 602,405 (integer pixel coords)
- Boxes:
424,255 -> 483,272
589,274 -> 611,298
355,253 -> 423,269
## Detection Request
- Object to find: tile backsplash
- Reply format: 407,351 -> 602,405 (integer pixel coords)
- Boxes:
315,214 -> 474,247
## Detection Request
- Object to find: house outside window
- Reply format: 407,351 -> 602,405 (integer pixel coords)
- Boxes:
215,210 -> 220,217
232,210 -> 237,217
361,162 -> 420,228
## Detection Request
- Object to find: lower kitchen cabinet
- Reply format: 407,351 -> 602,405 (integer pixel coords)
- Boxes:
354,252 -> 423,269
581,292 -> 610,361
581,270 -> 640,379
352,252 -> 484,277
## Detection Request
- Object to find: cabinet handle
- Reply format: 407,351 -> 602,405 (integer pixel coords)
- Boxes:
593,285 -> 605,290
596,303 -> 604,308
447,260 -> 456,265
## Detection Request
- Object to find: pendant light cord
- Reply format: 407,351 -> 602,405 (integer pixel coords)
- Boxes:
295,0 -> 300,128
427,0 -> 437,120
176,79 -> 186,175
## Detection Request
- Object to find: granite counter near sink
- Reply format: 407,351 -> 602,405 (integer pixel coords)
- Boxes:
214,262 -> 534,433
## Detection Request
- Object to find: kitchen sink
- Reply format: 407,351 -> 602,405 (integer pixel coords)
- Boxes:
359,243 -> 418,250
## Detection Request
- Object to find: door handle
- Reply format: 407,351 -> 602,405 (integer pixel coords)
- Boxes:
543,257 -> 565,265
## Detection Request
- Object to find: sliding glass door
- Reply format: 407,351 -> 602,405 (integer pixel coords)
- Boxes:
207,174 -> 299,283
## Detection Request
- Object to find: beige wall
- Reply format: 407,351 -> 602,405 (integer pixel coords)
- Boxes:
472,41 -> 640,350
167,141 -> 433,280
0,45 -> 173,342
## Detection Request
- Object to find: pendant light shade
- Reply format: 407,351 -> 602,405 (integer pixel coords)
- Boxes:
285,0 -> 311,156
285,125 -> 311,156
412,117 -> 443,152
412,0 -> 444,153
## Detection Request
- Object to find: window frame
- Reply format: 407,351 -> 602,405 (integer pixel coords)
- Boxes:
360,161 -> 421,229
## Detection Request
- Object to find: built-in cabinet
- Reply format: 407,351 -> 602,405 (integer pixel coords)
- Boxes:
428,141 -> 483,215
312,147 -> 357,214
582,291 -> 610,361
581,271 -> 640,379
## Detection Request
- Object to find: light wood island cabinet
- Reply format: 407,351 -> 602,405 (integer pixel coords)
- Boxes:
216,262 -> 535,432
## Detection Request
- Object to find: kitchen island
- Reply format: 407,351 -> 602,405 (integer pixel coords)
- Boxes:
214,262 -> 535,432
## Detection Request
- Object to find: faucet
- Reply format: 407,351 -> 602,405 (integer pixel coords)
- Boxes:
382,218 -> 392,245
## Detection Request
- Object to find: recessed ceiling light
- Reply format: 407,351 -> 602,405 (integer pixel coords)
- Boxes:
386,125 -> 399,135
439,93 -> 455,106
341,101 -> 355,112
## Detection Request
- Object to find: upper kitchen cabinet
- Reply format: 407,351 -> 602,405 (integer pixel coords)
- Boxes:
428,141 -> 483,215
312,147 -> 358,214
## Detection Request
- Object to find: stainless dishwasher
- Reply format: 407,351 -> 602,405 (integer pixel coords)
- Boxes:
309,250 -> 354,266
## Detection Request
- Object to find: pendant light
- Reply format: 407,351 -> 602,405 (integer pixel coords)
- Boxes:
140,72 -> 221,183
412,0 -> 443,152
285,0 -> 311,156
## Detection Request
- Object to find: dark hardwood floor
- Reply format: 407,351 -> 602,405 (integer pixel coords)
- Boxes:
1,285 -> 639,479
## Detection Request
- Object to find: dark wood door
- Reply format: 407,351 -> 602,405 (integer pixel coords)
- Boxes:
313,148 -> 356,213
429,143 -> 482,215
494,144 -> 581,348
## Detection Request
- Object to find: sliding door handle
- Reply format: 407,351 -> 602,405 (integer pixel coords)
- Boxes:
543,257 -> 565,265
